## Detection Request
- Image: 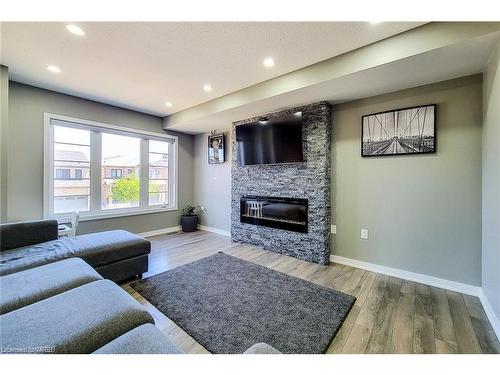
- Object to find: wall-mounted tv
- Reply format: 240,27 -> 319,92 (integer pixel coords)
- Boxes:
236,112 -> 303,166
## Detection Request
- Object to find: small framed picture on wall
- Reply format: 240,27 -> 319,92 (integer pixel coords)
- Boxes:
361,104 -> 436,157
208,133 -> 225,164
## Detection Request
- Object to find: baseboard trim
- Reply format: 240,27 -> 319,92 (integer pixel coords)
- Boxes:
330,255 -> 481,297
198,225 -> 231,237
478,290 -> 500,341
138,226 -> 181,238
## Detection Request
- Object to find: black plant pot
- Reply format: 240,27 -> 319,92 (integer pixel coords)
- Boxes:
181,215 -> 198,232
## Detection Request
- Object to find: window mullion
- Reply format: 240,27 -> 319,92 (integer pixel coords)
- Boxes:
91,131 -> 102,214
169,142 -> 176,209
140,138 -> 149,208
46,124 -> 55,217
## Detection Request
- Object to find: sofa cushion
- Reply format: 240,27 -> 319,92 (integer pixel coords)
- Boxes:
0,230 -> 151,277
0,258 -> 102,315
0,279 -> 153,354
0,220 -> 59,251
93,323 -> 182,354
243,342 -> 282,354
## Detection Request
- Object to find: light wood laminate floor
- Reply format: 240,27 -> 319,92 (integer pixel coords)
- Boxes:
122,230 -> 500,354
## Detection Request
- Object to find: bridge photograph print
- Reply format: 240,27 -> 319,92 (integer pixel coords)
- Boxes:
361,104 -> 436,157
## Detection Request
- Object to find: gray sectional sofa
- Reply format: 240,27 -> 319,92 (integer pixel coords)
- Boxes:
0,220 -> 150,282
0,258 -> 179,354
0,220 -> 281,354
0,258 -> 281,354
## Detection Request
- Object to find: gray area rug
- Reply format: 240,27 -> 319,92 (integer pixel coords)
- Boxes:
131,252 -> 355,354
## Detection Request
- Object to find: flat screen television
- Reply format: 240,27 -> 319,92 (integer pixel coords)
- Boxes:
236,112 -> 303,166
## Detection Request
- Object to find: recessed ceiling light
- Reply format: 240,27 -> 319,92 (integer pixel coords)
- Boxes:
66,24 -> 85,36
203,84 -> 213,92
263,57 -> 276,68
165,101 -> 173,108
47,65 -> 61,73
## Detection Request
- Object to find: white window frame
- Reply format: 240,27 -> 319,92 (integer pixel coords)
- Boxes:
44,113 -> 178,222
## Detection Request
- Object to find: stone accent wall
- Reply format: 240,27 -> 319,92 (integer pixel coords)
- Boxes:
231,102 -> 332,264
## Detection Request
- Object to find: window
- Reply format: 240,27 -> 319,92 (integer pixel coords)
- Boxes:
110,168 -> 123,179
55,168 -> 71,179
52,126 -> 91,213
148,140 -> 169,206
102,133 -> 140,210
44,114 -> 177,220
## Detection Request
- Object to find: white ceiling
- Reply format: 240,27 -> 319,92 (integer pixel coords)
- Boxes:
0,22 -> 424,117
167,32 -> 499,133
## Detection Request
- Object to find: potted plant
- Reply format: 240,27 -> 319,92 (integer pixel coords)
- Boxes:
180,203 -> 206,232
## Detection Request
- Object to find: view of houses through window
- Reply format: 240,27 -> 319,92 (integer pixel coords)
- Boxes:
50,121 -> 172,216
101,133 -> 141,210
148,140 -> 169,206
53,126 -> 91,214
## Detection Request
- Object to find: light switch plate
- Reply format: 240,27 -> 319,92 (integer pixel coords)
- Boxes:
361,228 -> 369,240
331,224 -> 337,234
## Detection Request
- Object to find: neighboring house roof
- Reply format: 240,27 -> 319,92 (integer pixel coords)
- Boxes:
150,154 -> 168,167
54,150 -> 167,167
102,154 -> 168,167
54,149 -> 89,162
103,155 -> 139,167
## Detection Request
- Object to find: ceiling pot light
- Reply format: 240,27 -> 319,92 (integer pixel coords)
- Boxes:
263,57 -> 276,68
165,101 -> 173,108
203,84 -> 213,92
47,65 -> 61,73
66,24 -> 85,36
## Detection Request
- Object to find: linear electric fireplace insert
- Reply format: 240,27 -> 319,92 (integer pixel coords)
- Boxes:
240,196 -> 308,233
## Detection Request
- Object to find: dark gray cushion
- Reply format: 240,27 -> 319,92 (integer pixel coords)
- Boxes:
0,230 -> 151,277
0,279 -> 153,354
93,324 -> 182,354
243,343 -> 282,354
0,220 -> 58,252
0,258 -> 102,315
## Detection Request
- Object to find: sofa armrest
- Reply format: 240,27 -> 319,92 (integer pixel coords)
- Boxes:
0,219 -> 59,251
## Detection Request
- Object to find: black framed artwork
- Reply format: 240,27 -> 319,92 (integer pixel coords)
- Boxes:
361,104 -> 436,157
208,133 -> 225,164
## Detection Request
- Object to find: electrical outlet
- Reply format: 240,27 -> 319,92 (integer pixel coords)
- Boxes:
361,228 -> 369,240
331,224 -> 337,234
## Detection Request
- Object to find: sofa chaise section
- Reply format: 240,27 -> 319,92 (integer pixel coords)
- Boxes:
0,258 -> 103,315
0,279 -> 154,354
0,220 -> 151,282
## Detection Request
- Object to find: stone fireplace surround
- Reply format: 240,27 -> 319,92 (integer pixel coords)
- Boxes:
231,101 -> 332,265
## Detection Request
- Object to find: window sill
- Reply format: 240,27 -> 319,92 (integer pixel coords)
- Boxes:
52,206 -> 178,223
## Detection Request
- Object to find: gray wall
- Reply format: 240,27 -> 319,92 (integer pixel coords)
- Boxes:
193,131 -> 231,232
7,82 -> 194,234
190,76 -> 484,285
333,75 -> 483,286
0,66 -> 8,222
482,42 -> 500,325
